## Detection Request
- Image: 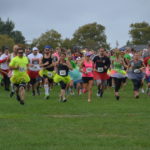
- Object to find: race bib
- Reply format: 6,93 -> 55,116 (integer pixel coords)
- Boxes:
86,68 -> 92,73
97,67 -> 104,72
134,69 -> 140,73
60,70 -> 66,76
48,72 -> 52,77
19,67 -> 26,72
32,59 -> 39,65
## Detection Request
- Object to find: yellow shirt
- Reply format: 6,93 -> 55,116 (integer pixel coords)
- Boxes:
9,56 -> 29,75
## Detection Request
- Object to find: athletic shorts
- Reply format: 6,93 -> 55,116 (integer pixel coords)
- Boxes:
82,77 -> 93,83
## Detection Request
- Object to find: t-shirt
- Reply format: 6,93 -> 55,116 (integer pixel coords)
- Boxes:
130,60 -> 143,73
9,56 -> 29,75
93,56 -> 110,73
28,53 -> 43,71
0,54 -> 10,70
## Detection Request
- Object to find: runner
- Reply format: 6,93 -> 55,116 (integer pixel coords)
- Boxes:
39,45 -> 55,99
127,53 -> 145,98
145,59 -> 150,95
9,47 -> 30,105
93,48 -> 110,97
108,51 -> 127,100
28,47 -> 43,96
80,52 -> 94,102
0,47 -> 10,91
54,52 -> 72,102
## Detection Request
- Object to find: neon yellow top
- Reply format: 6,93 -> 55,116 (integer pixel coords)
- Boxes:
9,56 -> 29,75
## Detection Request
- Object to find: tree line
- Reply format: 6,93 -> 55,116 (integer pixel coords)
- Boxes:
0,17 -> 150,50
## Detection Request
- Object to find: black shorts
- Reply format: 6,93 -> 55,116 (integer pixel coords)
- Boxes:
30,77 -> 42,85
82,77 -> 93,83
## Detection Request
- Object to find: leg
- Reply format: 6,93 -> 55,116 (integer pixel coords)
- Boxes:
44,77 -> 50,99
87,79 -> 94,102
59,81 -> 67,102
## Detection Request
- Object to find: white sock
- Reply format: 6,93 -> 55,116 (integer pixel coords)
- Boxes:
11,83 -> 15,92
44,84 -> 49,96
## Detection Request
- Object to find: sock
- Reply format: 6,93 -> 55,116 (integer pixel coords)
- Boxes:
44,84 -> 49,96
11,83 -> 15,93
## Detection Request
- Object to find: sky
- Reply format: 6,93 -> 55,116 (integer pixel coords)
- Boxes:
0,0 -> 150,48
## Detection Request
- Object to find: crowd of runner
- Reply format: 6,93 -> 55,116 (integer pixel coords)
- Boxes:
0,44 -> 150,105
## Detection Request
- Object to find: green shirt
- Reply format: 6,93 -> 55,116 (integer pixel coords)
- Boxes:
9,56 -> 29,75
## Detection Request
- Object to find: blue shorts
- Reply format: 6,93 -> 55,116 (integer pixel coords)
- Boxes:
145,76 -> 150,83
74,79 -> 83,84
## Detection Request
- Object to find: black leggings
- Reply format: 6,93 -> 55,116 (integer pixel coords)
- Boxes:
132,79 -> 142,91
3,74 -> 10,90
114,78 -> 123,92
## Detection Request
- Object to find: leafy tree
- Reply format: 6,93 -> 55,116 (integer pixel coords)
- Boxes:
61,38 -> 73,49
0,34 -> 15,50
129,22 -> 150,45
72,22 -> 109,50
11,31 -> 25,44
32,29 -> 62,50
0,18 -> 25,44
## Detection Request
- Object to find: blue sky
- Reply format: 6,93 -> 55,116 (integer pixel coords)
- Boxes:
0,0 -> 150,48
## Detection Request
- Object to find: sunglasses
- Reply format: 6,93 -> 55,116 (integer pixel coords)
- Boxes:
45,49 -> 50,51
18,52 -> 23,54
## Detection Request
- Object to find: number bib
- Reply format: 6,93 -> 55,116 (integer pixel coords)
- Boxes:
134,69 -> 140,74
48,72 -> 52,78
97,67 -> 104,72
59,70 -> 66,76
19,67 -> 26,72
86,68 -> 92,73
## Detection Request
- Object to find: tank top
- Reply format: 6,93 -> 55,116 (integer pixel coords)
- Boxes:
146,66 -> 150,76
113,61 -> 122,70
57,61 -> 69,77
82,60 -> 93,77
42,56 -> 54,71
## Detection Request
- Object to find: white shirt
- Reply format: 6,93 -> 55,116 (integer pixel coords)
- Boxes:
28,53 -> 43,71
0,53 -> 10,70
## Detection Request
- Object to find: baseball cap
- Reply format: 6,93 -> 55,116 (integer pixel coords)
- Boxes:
44,45 -> 52,49
32,47 -> 38,51
85,52 -> 92,56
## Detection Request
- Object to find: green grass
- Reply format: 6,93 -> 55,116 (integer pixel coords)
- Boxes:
0,81 -> 150,150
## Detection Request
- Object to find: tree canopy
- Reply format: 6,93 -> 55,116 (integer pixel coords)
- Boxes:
0,34 -> 15,50
129,21 -> 150,45
72,22 -> 109,50
0,18 -> 25,44
32,29 -> 62,50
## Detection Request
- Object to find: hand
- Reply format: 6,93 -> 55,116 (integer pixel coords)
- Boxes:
104,66 -> 107,69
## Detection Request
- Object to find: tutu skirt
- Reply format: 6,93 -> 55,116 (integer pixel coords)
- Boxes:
128,71 -> 145,81
107,69 -> 127,78
69,69 -> 82,81
10,73 -> 30,84
39,69 -> 56,79
54,74 -> 71,84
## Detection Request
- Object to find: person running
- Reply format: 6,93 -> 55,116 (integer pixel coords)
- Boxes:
145,59 -> 150,95
80,52 -> 94,102
9,47 -> 30,105
0,47 -> 10,91
9,45 -> 19,97
108,51 -> 127,100
54,52 -> 72,102
27,47 -> 43,96
93,48 -> 110,97
39,45 -> 55,99
127,53 -> 145,98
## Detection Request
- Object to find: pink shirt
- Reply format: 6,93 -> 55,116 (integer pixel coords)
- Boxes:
82,60 -> 94,77
145,66 -> 150,76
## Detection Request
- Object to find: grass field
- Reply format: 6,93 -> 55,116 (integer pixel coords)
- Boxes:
0,81 -> 150,150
